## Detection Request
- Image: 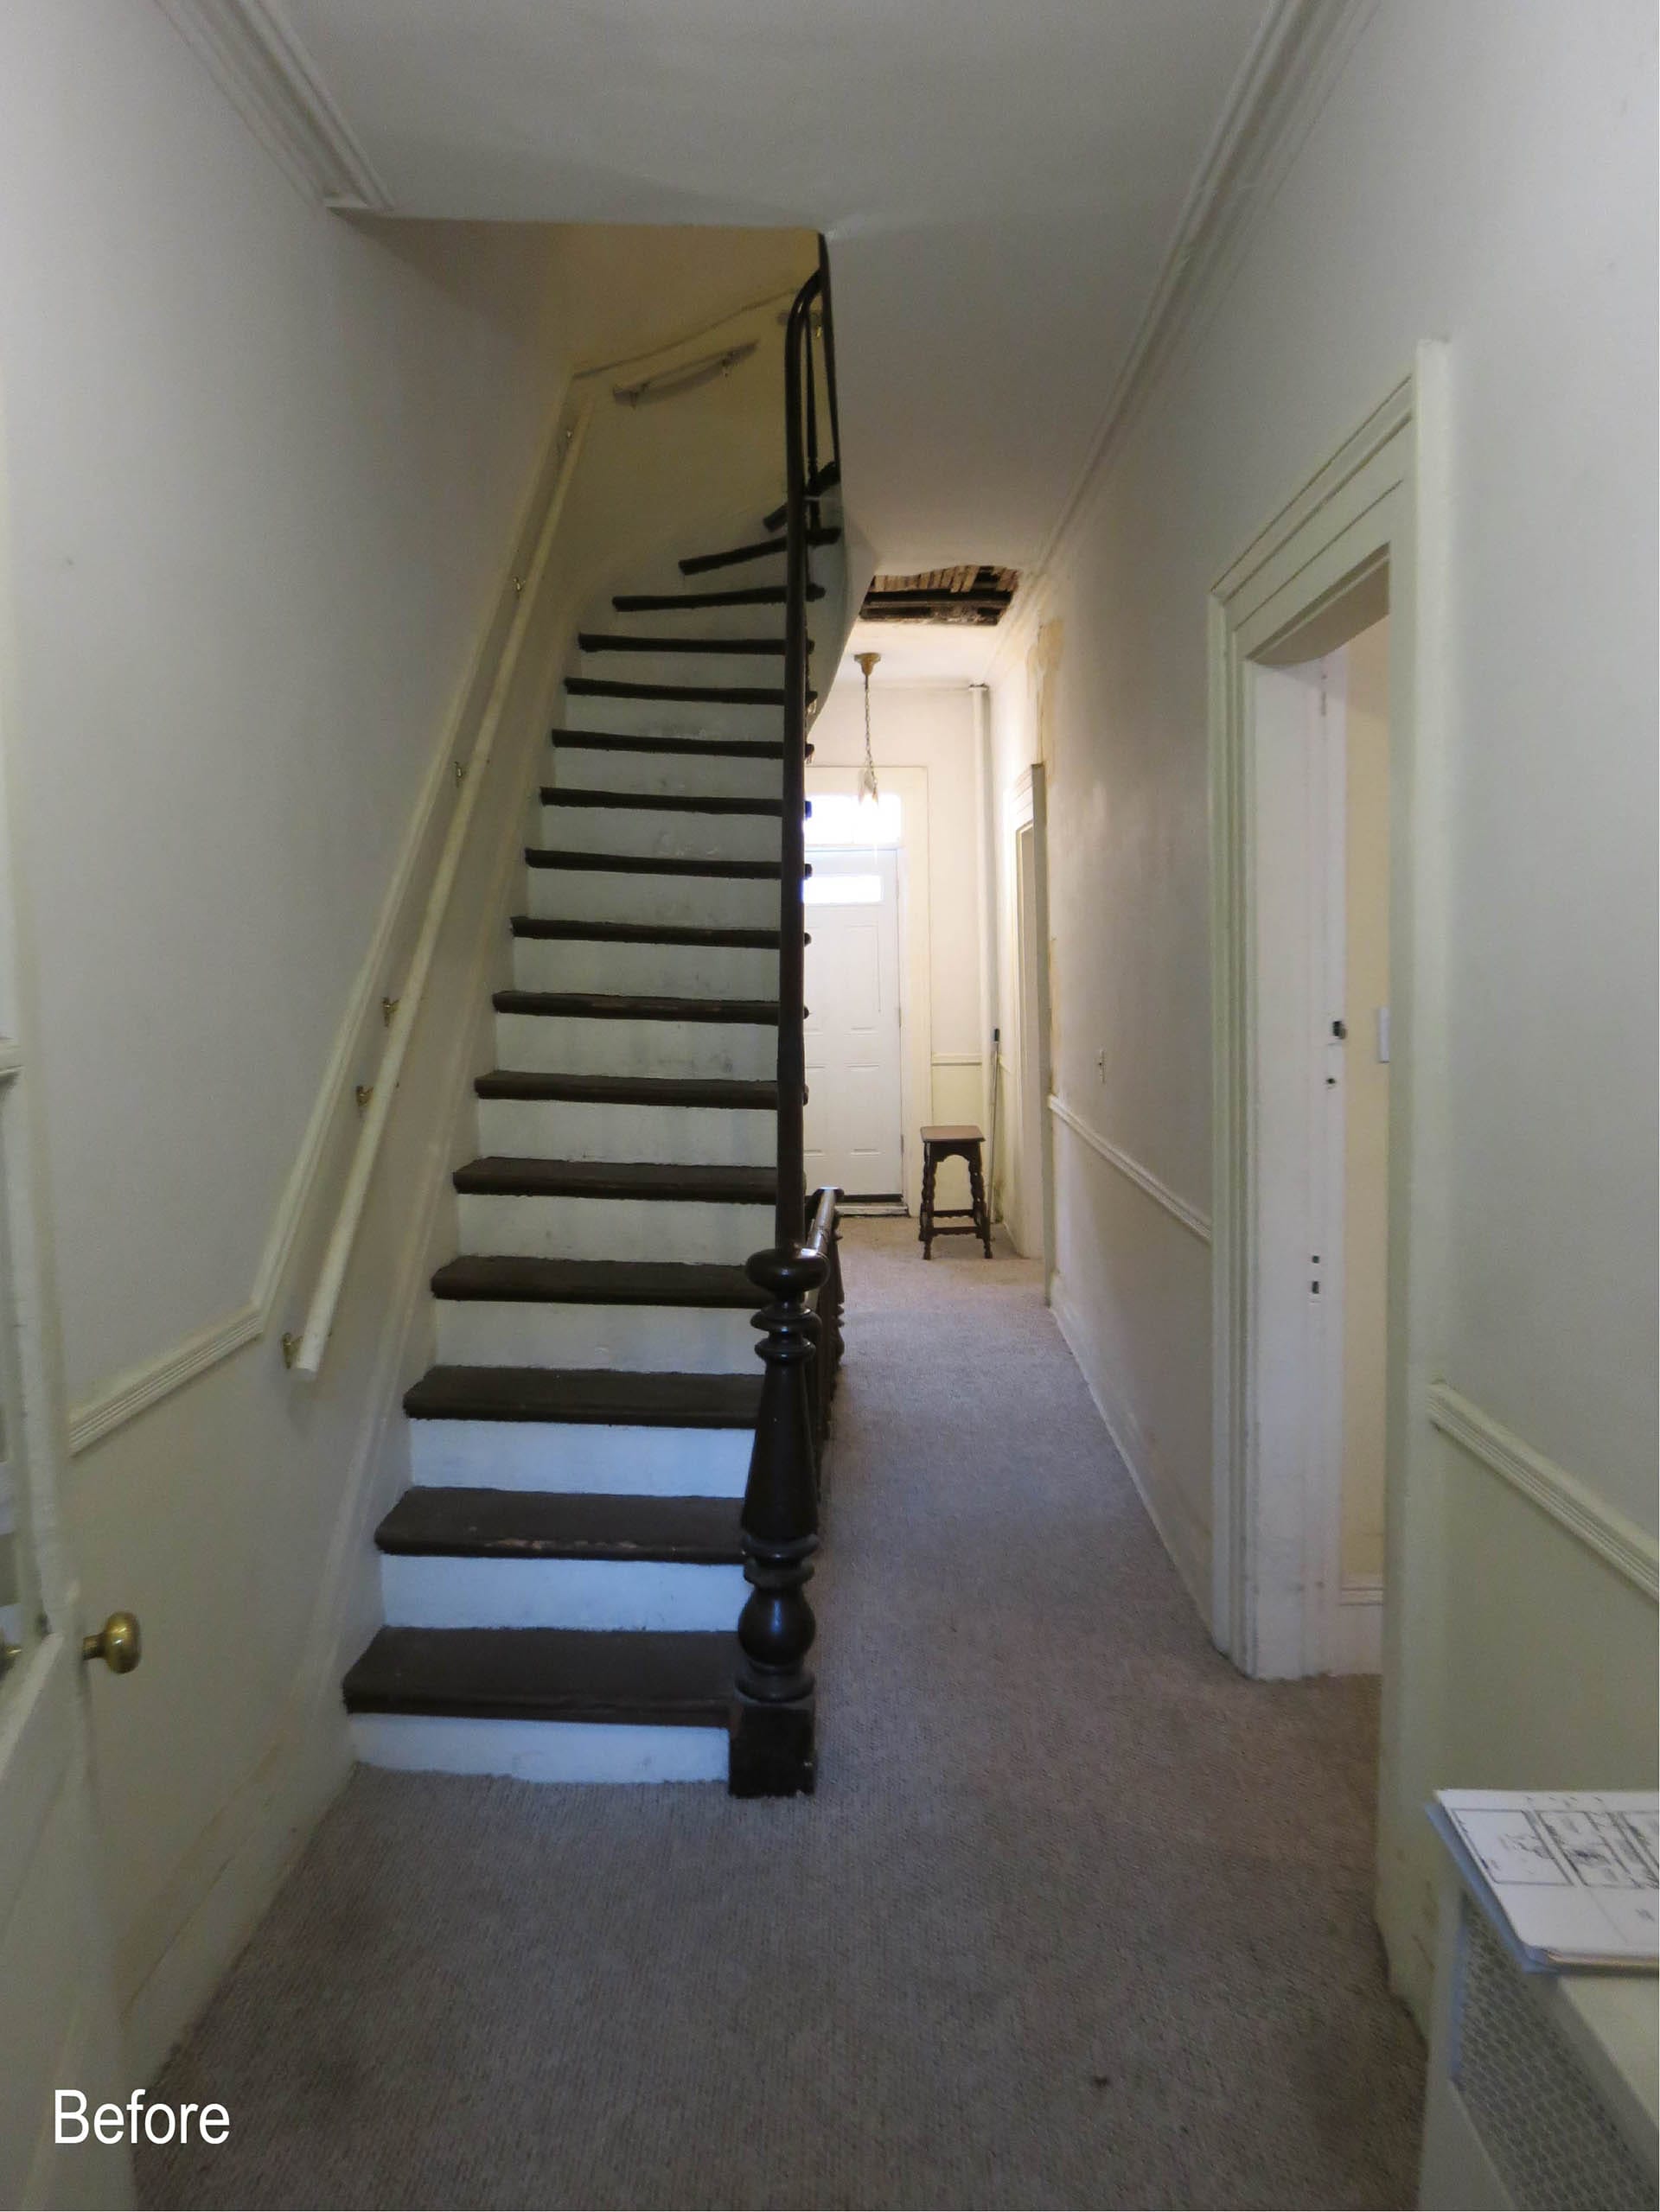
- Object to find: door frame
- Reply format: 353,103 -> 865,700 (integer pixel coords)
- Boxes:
806,761 -> 931,1212
1247,649 -> 1359,1680
0,391 -> 133,2200
1006,763 -> 1054,1287
1209,350 -> 1452,1993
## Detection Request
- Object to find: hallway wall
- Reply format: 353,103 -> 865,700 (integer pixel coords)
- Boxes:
986,0 -> 1657,2018
0,0 -> 807,2081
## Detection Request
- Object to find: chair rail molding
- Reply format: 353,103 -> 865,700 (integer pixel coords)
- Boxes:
1427,1382 -> 1659,1603
1047,1094 -> 1211,1244
67,392 -> 589,1452
155,0 -> 392,211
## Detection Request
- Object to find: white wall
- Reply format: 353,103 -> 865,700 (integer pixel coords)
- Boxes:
810,678 -> 986,1197
987,0 -> 1657,2016
0,0 -> 807,2080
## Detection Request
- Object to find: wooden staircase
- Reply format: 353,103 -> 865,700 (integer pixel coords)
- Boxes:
342,507 -> 841,1786
345,245 -> 846,1794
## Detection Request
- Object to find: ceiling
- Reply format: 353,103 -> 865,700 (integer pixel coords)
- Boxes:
273,0 -> 1274,582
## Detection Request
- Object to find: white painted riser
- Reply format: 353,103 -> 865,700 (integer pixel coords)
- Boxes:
548,743 -> 782,801
380,1552 -> 748,1633
586,598 -> 786,641
554,697 -> 783,739
352,1713 -> 727,1784
512,934 -> 778,999
457,1190 -> 771,1264
574,648 -> 788,692
526,868 -> 781,932
436,1298 -> 755,1374
495,1010 -> 776,1081
539,802 -> 780,864
476,1094 -> 775,1167
408,1419 -> 751,1496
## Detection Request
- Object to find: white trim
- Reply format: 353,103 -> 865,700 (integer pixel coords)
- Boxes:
1332,1574 -> 1384,1673
69,1301 -> 260,1456
1210,347 -> 1452,2018
1210,366 -> 1428,1667
1027,0 -> 1377,583
930,1052 -> 982,1068
154,0 -> 392,211
67,393 -> 588,1441
1047,1095 -> 1211,1244
1428,1382 -> 1659,1603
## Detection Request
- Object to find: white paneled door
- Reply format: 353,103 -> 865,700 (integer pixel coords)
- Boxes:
803,848 -> 903,1197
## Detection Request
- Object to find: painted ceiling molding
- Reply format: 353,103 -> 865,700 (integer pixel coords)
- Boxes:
1027,0 -> 1380,582
155,0 -> 392,212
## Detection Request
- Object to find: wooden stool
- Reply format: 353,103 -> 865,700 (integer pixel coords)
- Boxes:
918,1125 -> 993,1260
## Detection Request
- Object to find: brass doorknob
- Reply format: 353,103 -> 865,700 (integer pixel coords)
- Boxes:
82,1611 -> 142,1674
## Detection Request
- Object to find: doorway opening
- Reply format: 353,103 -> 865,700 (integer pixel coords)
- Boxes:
1003,764 -> 1054,1279
803,841 -> 904,1202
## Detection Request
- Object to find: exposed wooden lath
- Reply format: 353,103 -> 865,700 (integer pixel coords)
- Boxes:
860,564 -> 1019,626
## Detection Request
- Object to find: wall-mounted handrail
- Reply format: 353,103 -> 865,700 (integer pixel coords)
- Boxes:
286,398 -> 592,1380
611,340 -> 757,409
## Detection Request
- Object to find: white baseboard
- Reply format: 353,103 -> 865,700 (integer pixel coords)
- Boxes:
1049,1281 -> 1213,1630
121,1717 -> 349,2086
1331,1576 -> 1384,1674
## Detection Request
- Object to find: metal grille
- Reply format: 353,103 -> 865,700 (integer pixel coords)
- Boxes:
1453,1901 -> 1657,2210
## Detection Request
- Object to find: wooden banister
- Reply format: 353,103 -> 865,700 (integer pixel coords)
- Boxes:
729,249 -> 844,1798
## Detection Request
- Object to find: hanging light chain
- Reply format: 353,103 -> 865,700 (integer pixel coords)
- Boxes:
856,650 -> 881,804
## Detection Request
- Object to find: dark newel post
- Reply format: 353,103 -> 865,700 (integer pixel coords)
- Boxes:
730,273 -> 820,1799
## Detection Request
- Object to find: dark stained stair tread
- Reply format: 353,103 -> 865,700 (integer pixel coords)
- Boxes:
577,632 -> 792,656
680,527 -> 840,576
527,847 -> 781,879
762,462 -> 840,532
476,1069 -> 776,1108
565,677 -> 812,707
509,918 -> 780,950
431,1256 -> 757,1306
374,1487 -> 744,1564
453,1157 -> 776,1202
493,988 -> 779,1025
343,1627 -> 734,1725
403,1365 -> 763,1426
550,729 -> 785,760
612,584 -> 823,611
540,787 -> 782,817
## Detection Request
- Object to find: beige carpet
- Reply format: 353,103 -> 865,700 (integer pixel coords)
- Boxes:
140,1221 -> 1423,2210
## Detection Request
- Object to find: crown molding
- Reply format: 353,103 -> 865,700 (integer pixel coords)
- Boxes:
155,0 -> 393,213
1028,0 -> 1380,583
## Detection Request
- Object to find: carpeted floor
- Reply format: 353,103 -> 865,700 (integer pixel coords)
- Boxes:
139,1222 -> 1423,2210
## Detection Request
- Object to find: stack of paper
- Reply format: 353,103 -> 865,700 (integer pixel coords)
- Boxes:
1430,1790 -> 1659,1973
